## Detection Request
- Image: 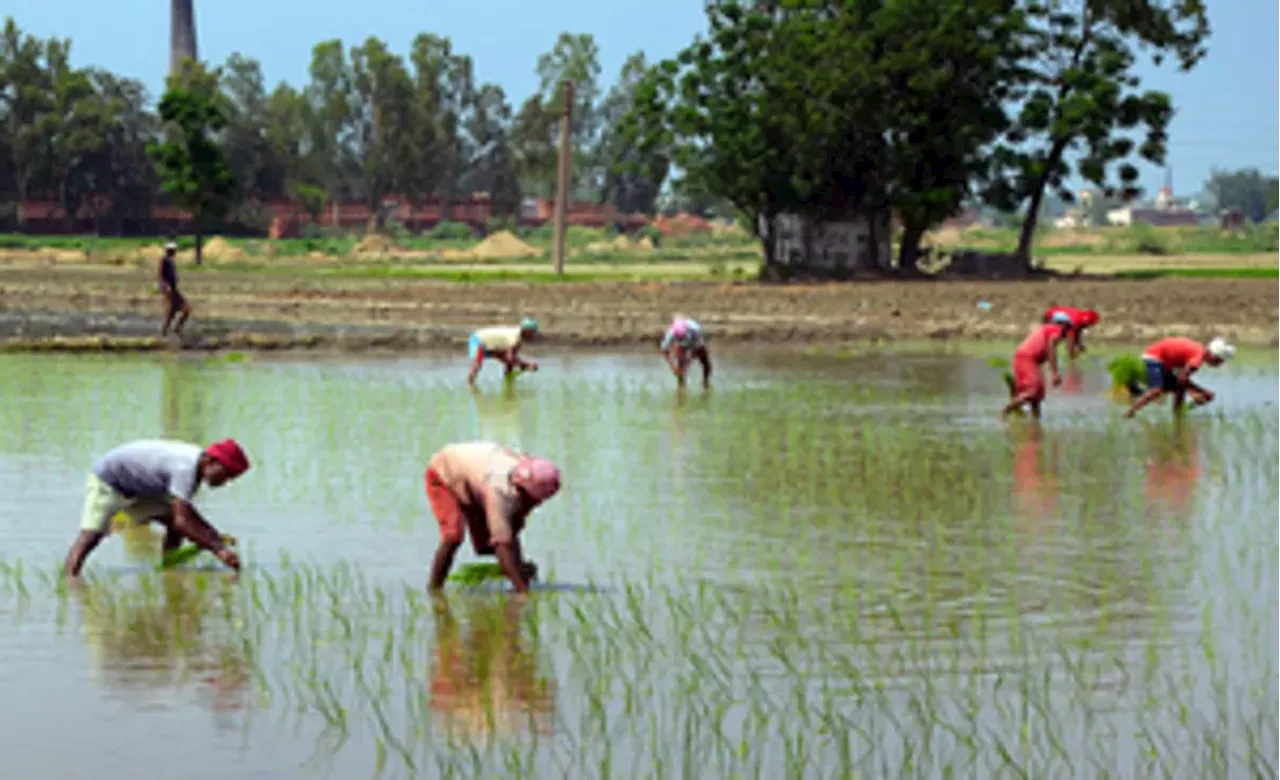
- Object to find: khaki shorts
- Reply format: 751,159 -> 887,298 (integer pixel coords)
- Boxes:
79,473 -> 174,533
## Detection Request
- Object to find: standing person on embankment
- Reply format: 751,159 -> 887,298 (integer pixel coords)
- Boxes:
1002,322 -> 1069,420
660,315 -> 712,389
466,317 -> 540,386
424,441 -> 561,594
157,241 -> 191,337
1042,306 -> 1099,359
63,439 -> 250,578
1124,336 -> 1234,419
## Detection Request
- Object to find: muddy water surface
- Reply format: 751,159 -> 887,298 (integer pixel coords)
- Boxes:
0,348 -> 1276,779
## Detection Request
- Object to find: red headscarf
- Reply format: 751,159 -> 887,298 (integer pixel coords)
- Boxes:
205,439 -> 250,477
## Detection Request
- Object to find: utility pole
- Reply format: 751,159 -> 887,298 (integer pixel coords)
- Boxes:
553,80 -> 574,276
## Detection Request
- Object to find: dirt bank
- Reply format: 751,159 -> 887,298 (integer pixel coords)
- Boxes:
0,263 -> 1275,352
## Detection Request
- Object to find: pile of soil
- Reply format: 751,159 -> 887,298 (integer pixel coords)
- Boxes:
652,213 -> 712,237
352,233 -> 398,257
470,231 -> 542,259
584,235 -> 653,254
198,237 -> 248,263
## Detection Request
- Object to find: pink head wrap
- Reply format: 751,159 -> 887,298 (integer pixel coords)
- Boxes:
670,317 -> 690,338
512,457 -> 561,502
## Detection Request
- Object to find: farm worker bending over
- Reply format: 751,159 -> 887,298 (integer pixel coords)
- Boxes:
425,441 -> 561,594
467,317 -> 540,386
64,439 -> 250,578
1124,336 -> 1234,418
660,316 -> 712,388
1002,322 -> 1069,419
158,241 -> 191,337
1043,306 -> 1099,359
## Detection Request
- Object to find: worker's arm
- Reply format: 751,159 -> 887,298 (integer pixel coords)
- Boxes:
1048,341 -> 1062,385
501,347 -> 537,372
63,530 -> 106,578
171,499 -> 239,570
483,494 -> 529,593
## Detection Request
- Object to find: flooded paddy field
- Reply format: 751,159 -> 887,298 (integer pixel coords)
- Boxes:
0,348 -> 1276,779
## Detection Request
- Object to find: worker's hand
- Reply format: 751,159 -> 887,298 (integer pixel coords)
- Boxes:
215,547 -> 241,571
526,361 -> 538,372
1051,373 -> 1062,387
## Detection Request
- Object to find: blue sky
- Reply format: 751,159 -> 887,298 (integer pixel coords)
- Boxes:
8,0 -> 1278,198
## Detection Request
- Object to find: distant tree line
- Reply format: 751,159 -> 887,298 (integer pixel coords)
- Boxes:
1203,168 -> 1280,223
620,0 -> 1218,274
0,17 -> 698,238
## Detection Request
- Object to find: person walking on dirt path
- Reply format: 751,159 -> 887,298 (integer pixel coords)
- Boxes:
467,317 -> 540,386
63,438 -> 251,579
424,441 -> 561,594
1002,322 -> 1070,420
1042,306 -> 1099,360
660,316 -> 712,389
1124,336 -> 1234,419
158,241 -> 191,337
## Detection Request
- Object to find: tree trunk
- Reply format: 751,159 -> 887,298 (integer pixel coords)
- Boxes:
1016,137 -> 1070,268
194,222 -> 204,266
170,0 -> 198,77
897,223 -> 926,276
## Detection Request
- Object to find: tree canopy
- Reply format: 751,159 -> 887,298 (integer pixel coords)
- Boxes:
0,16 -> 669,236
622,0 -> 1221,273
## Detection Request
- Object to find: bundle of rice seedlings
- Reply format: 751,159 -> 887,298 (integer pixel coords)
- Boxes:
1107,355 -> 1145,397
448,561 -> 506,585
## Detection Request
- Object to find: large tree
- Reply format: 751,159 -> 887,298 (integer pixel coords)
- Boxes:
597,52 -> 668,214
147,72 -> 236,264
983,0 -> 1211,264
348,36 -> 416,228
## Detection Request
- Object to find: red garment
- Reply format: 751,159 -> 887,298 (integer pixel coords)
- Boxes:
1014,324 -> 1064,363
1145,337 -> 1207,371
205,439 -> 250,477
1044,306 -> 1100,327
1013,355 -> 1046,401
425,467 -> 494,554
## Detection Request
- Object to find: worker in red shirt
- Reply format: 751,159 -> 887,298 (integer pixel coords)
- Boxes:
1002,322 -> 1069,419
1043,306 -> 1099,359
1124,336 -> 1234,418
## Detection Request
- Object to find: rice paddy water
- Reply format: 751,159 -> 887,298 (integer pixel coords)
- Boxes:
0,348 -> 1275,778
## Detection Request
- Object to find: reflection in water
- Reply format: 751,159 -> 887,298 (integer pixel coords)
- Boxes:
427,596 -> 555,738
470,383 -> 525,449
1060,364 -> 1085,395
161,359 -> 205,444
1011,423 -> 1059,519
1144,422 -> 1202,516
73,573 -> 249,725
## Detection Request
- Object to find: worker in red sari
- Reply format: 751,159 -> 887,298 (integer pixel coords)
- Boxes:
1043,306 -> 1099,359
1002,322 -> 1069,420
